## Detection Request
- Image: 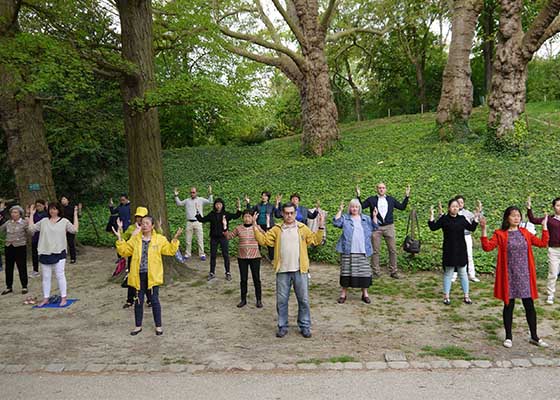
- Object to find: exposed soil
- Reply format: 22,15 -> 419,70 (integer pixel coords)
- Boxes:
1,246 -> 559,366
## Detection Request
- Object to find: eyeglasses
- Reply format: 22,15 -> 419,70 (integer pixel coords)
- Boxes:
284,211 -> 295,215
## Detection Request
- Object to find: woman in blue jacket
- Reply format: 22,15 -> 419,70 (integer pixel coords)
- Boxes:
333,199 -> 379,304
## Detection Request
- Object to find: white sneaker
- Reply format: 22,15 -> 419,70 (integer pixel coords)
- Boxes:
451,272 -> 457,282
503,339 -> 513,348
529,338 -> 549,348
30,271 -> 40,278
546,296 -> 554,305
469,276 -> 480,282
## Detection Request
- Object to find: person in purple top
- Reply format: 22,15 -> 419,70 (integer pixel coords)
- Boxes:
31,199 -> 49,278
527,196 -> 560,304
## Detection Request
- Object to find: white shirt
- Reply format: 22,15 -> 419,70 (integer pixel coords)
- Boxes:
350,216 -> 366,254
30,218 -> 76,255
175,195 -> 213,220
279,224 -> 300,273
377,196 -> 388,220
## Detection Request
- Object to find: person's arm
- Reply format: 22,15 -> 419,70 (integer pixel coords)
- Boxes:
196,212 -> 211,223
529,214 -> 549,247
173,188 -> 186,206
160,228 -> 182,256
304,218 -> 325,246
371,208 -> 379,231
225,226 -> 239,240
27,205 -> 41,233
463,215 -> 478,232
479,217 -> 499,251
393,195 -> 409,211
333,201 -> 345,228
428,206 -> 443,231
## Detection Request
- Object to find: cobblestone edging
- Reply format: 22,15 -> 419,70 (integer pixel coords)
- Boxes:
1,358 -> 559,375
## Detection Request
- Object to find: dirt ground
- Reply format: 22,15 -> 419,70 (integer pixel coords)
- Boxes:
0,246 -> 559,366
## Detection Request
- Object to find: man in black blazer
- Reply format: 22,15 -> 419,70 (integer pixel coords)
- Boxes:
357,183 -> 410,278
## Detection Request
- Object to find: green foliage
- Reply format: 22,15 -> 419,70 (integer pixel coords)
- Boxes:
419,345 -> 476,360
527,56 -> 560,103
486,115 -> 529,155
78,102 -> 559,279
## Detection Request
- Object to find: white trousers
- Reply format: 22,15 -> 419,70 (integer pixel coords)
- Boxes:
465,234 -> 476,278
185,220 -> 205,257
546,247 -> 560,297
41,259 -> 67,298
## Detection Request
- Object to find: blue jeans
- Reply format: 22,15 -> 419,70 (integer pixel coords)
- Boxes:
276,271 -> 310,331
443,266 -> 469,295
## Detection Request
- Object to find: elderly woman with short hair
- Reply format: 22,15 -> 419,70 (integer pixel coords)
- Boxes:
333,199 -> 379,304
0,205 -> 29,295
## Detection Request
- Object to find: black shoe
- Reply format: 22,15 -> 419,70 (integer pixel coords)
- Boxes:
301,329 -> 312,338
276,327 -> 288,338
123,302 -> 133,309
130,328 -> 142,336
1,288 -> 13,295
22,288 -> 28,295
155,329 -> 163,336
237,300 -> 247,308
70,259 -> 76,264
361,295 -> 371,304
256,300 -> 263,308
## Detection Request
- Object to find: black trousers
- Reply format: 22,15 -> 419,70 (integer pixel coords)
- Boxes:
259,225 -> 275,260
210,237 -> 230,274
503,298 -> 539,341
134,273 -> 161,328
5,245 -> 28,289
238,258 -> 261,301
32,241 -> 39,272
66,232 -> 77,261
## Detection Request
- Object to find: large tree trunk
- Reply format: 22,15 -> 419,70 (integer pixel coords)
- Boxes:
117,0 -> 168,231
117,0 -> 188,281
488,0 -> 560,144
436,0 -> 483,139
0,0 -> 56,206
296,1 -> 340,156
481,0 -> 496,97
414,61 -> 428,111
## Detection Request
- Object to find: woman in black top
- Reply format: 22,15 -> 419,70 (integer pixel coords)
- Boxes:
196,198 -> 241,281
429,199 -> 479,305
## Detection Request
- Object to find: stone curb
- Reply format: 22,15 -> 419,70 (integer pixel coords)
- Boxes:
2,358 -> 559,375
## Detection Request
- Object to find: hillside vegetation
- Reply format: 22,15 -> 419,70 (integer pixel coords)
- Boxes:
80,102 -> 560,275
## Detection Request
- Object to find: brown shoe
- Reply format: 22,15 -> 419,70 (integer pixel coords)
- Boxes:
361,295 -> 371,304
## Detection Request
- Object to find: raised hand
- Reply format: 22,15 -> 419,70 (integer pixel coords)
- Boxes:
116,218 -> 123,231
109,198 -> 114,207
74,205 -> 79,214
479,216 -> 487,230
438,201 -> 443,216
244,194 -> 250,204
339,201 -> 345,212
111,225 -> 122,240
0,200 -> 5,211
222,215 -> 228,230
29,204 -> 36,216
477,200 -> 483,213
318,212 -> 325,228
173,227 -> 183,241
355,185 -> 361,198
543,214 -> 549,230
174,187 -> 179,196
405,185 -> 411,197
253,213 -> 259,226
77,203 -> 82,212
372,207 -> 378,218
208,185 -> 212,195
315,200 -> 321,210
430,205 -> 435,220
275,194 -> 282,204
236,197 -> 241,210
526,196 -> 532,209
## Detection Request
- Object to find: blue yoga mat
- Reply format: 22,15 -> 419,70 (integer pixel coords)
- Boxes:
33,299 -> 79,309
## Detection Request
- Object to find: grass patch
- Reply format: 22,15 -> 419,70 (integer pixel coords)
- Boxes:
298,355 -> 357,364
419,345 -> 476,360
190,280 -> 206,287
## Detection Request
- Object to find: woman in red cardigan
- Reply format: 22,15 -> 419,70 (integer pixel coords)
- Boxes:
480,206 -> 549,349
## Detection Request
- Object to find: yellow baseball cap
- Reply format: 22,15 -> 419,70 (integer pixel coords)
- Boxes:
134,206 -> 148,217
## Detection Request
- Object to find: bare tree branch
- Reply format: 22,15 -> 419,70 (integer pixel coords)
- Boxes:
218,25 -> 306,69
320,0 -> 338,32
255,0 -> 281,44
532,14 -> 560,53
327,26 -> 390,42
522,0 -> 560,58
271,0 -> 306,46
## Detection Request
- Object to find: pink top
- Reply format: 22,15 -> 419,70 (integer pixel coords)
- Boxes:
227,225 -> 261,259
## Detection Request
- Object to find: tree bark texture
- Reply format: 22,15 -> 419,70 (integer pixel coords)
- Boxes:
117,0 -> 169,234
0,0 -> 57,205
436,0 -> 483,139
481,0 -> 496,96
219,0 -> 340,156
487,0 -> 560,140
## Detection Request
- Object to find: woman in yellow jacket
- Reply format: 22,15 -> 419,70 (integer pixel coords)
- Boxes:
114,215 -> 182,336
